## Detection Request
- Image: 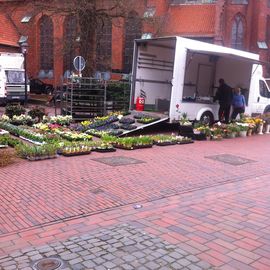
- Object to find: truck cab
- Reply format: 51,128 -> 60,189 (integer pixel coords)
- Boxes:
0,52 -> 29,104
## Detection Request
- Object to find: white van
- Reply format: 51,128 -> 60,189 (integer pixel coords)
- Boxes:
0,52 -> 29,104
130,36 -> 270,123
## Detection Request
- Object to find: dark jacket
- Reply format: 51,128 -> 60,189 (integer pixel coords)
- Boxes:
214,83 -> 233,105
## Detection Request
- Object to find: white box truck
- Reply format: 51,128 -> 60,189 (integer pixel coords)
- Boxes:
0,52 -> 29,104
130,36 -> 270,123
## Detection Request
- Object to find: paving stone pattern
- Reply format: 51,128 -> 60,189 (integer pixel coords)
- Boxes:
92,156 -> 145,166
205,154 -> 255,166
1,136 -> 270,235
0,224 -> 215,270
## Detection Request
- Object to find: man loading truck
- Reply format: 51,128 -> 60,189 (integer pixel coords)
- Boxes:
213,78 -> 233,123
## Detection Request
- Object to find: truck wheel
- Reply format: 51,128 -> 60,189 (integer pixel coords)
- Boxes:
200,111 -> 214,125
264,106 -> 270,113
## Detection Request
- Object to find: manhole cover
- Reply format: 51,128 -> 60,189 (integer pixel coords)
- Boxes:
92,156 -> 145,166
205,154 -> 255,166
33,258 -> 63,270
90,187 -> 104,194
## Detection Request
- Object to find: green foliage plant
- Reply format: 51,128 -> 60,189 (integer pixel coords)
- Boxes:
5,104 -> 26,118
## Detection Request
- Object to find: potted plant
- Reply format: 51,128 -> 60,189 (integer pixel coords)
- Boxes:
5,104 -> 26,118
61,145 -> 91,156
137,116 -> 160,124
119,117 -> 135,125
112,136 -> 153,150
236,122 -> 249,137
28,106 -> 46,122
93,142 -> 116,152
261,113 -> 270,133
226,123 -> 240,138
120,124 -> 137,130
254,117 -> 265,135
210,127 -> 223,141
151,134 -> 176,146
178,113 -> 193,137
175,136 -> 194,144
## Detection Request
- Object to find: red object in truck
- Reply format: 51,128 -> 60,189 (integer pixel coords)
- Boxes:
136,97 -> 145,111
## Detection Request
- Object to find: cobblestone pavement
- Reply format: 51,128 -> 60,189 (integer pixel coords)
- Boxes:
0,224 -> 216,270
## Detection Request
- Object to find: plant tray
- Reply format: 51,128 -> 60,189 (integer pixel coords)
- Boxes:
137,119 -> 157,124
193,133 -> 206,141
133,144 -> 153,149
177,141 -> 194,145
19,136 -> 45,145
0,144 -> 8,148
156,141 -> 177,146
27,155 -> 57,161
113,144 -> 134,150
62,151 -> 91,157
93,148 -> 116,153
113,144 -> 153,150
0,130 -> 9,135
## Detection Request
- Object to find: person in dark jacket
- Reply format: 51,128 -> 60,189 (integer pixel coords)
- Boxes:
231,87 -> 246,120
214,78 -> 233,123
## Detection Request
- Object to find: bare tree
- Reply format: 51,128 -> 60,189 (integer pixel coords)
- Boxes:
3,0 -> 168,76
26,0 -> 144,75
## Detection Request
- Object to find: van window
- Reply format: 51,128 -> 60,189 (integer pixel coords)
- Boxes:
5,70 -> 25,84
259,80 -> 270,98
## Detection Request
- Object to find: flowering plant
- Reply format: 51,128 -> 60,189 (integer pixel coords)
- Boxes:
227,123 -> 240,133
236,122 -> 249,131
0,114 -> 10,122
43,115 -> 72,126
261,113 -> 270,124
33,123 -> 50,131
11,114 -> 33,126
210,127 -> 223,136
194,125 -> 211,136
179,112 -> 192,126
254,118 -> 264,125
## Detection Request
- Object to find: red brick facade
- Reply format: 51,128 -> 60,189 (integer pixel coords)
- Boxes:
1,0 -> 270,85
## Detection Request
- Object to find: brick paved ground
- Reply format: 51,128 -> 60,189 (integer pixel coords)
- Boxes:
1,111 -> 270,269
1,136 -> 269,235
1,173 -> 270,269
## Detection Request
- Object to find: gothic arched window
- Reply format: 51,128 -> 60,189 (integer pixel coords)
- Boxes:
231,15 -> 244,49
63,15 -> 77,77
124,11 -> 142,73
96,17 -> 112,71
39,15 -> 54,74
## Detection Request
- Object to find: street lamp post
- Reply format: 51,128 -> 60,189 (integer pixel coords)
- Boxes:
19,41 -> 29,106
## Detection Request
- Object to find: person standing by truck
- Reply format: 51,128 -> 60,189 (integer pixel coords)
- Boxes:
214,78 -> 233,123
231,87 -> 246,120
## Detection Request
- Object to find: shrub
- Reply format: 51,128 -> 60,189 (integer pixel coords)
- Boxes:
5,104 -> 26,118
0,149 -> 15,167
28,107 -> 46,122
0,135 -> 23,147
15,143 -> 58,159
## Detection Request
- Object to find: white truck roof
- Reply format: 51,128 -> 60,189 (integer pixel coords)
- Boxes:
0,52 -> 24,69
136,36 -> 260,63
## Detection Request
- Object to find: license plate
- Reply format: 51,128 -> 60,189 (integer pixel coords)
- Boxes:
11,96 -> 20,99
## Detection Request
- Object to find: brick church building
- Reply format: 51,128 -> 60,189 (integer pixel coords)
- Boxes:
1,0 -> 270,86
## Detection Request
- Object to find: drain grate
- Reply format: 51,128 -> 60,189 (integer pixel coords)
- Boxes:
205,154 -> 256,166
90,187 -> 104,194
33,258 -> 63,270
92,156 -> 145,166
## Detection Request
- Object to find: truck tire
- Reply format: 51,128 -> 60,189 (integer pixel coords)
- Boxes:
264,106 -> 270,113
200,111 -> 214,125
